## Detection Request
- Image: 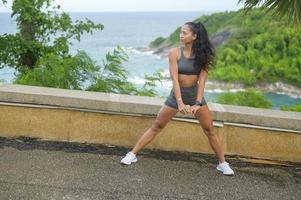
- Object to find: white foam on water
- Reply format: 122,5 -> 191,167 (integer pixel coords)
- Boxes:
129,76 -> 172,89
128,76 -> 145,85
128,47 -> 153,55
126,47 -> 162,59
205,88 -> 246,93
275,91 -> 301,99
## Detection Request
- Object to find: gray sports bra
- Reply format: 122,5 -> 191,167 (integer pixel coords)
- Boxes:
177,47 -> 200,75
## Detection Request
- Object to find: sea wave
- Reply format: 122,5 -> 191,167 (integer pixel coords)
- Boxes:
274,91 -> 301,99
128,76 -> 172,88
126,47 -> 161,59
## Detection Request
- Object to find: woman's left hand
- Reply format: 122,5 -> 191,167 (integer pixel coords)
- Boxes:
190,105 -> 201,114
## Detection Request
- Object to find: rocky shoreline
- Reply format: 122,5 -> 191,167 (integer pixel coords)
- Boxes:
205,80 -> 301,99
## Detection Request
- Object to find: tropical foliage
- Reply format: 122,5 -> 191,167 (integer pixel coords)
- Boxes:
217,88 -> 273,108
0,0 -> 159,96
239,0 -> 301,24
151,9 -> 301,88
281,104 -> 301,112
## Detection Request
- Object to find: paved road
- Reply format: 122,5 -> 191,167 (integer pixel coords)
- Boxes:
0,137 -> 300,200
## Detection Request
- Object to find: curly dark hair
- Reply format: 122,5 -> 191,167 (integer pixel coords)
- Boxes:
185,22 -> 215,73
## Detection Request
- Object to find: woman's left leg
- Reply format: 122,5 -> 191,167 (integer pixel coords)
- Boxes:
193,105 -> 225,163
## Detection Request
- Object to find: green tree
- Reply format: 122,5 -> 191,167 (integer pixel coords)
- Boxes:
0,0 -> 103,71
0,0 -> 158,96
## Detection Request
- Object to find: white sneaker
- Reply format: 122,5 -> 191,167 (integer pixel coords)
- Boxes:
120,151 -> 138,165
216,161 -> 234,176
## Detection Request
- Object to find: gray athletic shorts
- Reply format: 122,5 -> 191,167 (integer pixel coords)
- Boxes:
164,85 -> 207,109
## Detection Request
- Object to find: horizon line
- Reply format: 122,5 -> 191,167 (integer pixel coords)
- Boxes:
0,9 -> 240,13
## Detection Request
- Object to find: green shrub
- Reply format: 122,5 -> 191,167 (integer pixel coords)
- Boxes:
217,88 -> 273,108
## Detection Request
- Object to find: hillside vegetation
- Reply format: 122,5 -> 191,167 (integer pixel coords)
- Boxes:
150,9 -> 301,88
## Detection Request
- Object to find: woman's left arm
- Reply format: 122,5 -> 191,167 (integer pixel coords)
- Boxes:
196,69 -> 208,101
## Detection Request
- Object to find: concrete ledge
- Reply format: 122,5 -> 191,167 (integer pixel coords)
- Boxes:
215,104 -> 301,131
0,83 -> 161,115
1,83 -> 301,131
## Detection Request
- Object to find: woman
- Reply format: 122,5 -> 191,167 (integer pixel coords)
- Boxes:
121,22 -> 234,176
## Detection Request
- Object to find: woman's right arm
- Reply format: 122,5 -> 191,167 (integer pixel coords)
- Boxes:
168,48 -> 189,114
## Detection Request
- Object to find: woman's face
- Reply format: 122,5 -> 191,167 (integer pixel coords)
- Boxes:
180,24 -> 197,45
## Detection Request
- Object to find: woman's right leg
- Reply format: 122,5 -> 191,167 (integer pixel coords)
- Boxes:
131,105 -> 178,155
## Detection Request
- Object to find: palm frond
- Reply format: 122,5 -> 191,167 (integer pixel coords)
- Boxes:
238,0 -> 301,24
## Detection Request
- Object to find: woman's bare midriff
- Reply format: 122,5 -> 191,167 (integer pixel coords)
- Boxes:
178,74 -> 199,87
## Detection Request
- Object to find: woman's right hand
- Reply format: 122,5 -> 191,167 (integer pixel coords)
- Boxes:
178,101 -> 190,115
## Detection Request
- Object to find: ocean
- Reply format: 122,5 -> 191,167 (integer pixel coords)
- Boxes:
0,12 -> 301,110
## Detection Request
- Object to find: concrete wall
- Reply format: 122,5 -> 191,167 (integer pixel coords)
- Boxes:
1,83 -> 301,163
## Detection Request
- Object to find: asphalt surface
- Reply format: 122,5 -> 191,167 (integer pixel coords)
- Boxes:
0,137 -> 300,200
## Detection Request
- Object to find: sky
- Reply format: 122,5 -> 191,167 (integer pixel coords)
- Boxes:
0,0 -> 244,12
